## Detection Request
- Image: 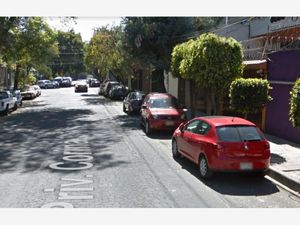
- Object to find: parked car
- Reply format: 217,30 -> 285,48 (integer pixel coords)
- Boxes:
60,78 -> 72,87
90,79 -> 100,87
98,83 -> 106,95
172,116 -> 271,179
75,81 -> 88,93
12,90 -> 22,107
54,76 -> 63,85
37,80 -> 53,89
21,86 -> 36,100
0,90 -> 17,115
140,93 -> 187,135
109,85 -> 127,100
123,91 -> 146,114
33,85 -> 41,96
52,80 -> 60,88
104,81 -> 119,97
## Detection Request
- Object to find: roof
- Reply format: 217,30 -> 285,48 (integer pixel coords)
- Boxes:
147,93 -> 175,98
196,116 -> 255,127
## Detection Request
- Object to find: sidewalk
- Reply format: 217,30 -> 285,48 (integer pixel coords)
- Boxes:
265,134 -> 300,193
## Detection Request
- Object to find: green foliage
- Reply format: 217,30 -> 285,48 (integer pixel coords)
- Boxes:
122,17 -> 196,70
51,30 -> 84,77
85,26 -> 132,80
289,78 -> 300,128
172,32 -> 244,89
229,78 -> 273,115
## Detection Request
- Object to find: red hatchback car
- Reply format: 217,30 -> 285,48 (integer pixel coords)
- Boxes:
140,93 -> 187,135
172,116 -> 270,179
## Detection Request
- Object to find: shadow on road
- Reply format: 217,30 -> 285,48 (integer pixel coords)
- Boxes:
174,157 -> 280,196
0,107 -> 129,173
270,153 -> 286,165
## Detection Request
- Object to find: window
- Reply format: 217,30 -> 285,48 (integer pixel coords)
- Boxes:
0,92 -> 8,100
150,97 -> 180,108
216,126 -> 263,142
185,120 -> 202,133
195,121 -> 211,135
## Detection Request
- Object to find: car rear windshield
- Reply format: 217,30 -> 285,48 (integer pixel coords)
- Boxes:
150,97 -> 180,108
216,125 -> 263,142
136,93 -> 145,100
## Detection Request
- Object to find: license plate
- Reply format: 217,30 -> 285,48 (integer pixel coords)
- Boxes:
165,121 -> 175,126
240,162 -> 253,170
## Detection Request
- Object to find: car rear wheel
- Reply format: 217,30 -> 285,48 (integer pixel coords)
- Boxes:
172,139 -> 181,158
4,105 -> 9,115
145,120 -> 152,135
123,104 -> 126,113
13,103 -> 18,111
199,155 -> 213,179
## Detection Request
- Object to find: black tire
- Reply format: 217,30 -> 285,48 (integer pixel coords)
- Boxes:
145,120 -> 152,135
123,104 -> 127,113
4,105 -> 9,115
199,155 -> 213,179
172,139 -> 181,158
13,103 -> 18,111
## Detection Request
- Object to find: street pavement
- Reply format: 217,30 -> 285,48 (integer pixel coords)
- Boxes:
0,87 -> 300,207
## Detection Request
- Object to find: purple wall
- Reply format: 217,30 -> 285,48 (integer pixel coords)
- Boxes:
266,50 -> 300,143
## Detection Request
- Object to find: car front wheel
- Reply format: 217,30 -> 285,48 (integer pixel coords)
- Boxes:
199,155 -> 213,179
145,120 -> 152,135
172,139 -> 181,158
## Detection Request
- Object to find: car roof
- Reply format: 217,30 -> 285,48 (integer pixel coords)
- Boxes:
147,93 -> 175,98
195,116 -> 256,127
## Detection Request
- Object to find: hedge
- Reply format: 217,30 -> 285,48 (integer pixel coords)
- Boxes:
289,78 -> 300,128
229,78 -> 272,117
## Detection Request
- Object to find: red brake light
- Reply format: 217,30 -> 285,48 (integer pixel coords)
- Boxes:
264,142 -> 270,151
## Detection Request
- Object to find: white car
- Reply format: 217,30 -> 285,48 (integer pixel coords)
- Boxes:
21,86 -> 36,100
0,91 -> 17,115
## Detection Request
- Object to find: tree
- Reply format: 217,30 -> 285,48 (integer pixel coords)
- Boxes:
85,26 -> 132,81
229,78 -> 272,119
122,17 -> 197,92
1,17 -> 59,89
289,78 -> 300,128
51,30 -> 85,78
171,32 -> 244,115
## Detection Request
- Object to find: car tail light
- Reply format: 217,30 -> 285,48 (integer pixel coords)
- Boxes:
264,142 -> 270,151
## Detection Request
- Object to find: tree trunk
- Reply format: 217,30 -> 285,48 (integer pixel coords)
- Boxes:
14,64 -> 20,90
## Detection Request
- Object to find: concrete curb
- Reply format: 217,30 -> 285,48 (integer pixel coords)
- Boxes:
267,166 -> 300,193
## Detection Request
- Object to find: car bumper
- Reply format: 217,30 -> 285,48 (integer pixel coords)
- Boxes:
149,119 -> 186,131
208,153 -> 270,172
75,87 -> 88,92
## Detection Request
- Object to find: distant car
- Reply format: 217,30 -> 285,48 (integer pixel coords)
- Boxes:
0,90 -> 17,115
98,83 -> 106,95
104,81 -> 119,97
172,116 -> 271,179
52,80 -> 60,88
21,86 -> 36,100
12,90 -> 22,107
54,77 -> 63,85
90,79 -> 100,87
109,85 -> 127,100
37,80 -> 53,89
140,93 -> 187,135
75,82 -> 88,93
60,79 -> 72,87
123,91 -> 146,114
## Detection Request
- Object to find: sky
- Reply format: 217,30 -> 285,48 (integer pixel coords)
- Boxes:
45,17 -> 123,42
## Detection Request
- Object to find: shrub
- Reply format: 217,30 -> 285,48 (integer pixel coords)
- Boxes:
289,78 -> 300,128
229,78 -> 272,118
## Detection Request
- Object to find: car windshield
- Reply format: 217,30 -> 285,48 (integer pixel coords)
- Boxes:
150,97 -> 180,108
0,92 -> 8,99
216,125 -> 263,142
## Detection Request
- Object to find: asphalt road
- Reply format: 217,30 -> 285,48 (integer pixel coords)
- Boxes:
0,87 -> 300,208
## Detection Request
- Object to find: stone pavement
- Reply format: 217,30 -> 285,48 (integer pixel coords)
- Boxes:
265,134 -> 300,193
